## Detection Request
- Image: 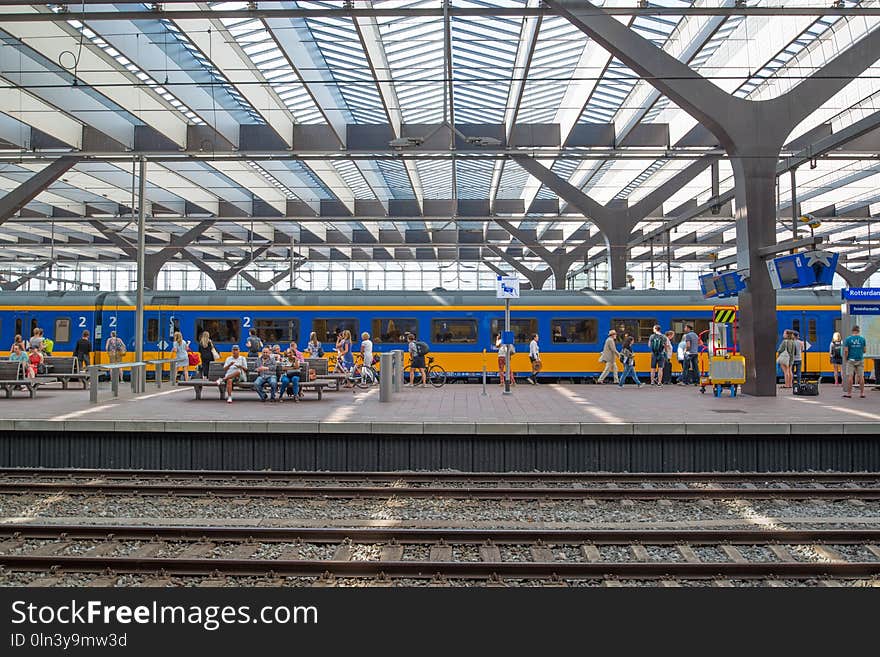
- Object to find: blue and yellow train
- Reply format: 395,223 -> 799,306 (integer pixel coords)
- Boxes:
0,288 -> 844,377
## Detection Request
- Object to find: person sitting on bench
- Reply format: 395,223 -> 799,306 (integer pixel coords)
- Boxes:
254,346 -> 279,402
216,345 -> 248,404
279,343 -> 306,403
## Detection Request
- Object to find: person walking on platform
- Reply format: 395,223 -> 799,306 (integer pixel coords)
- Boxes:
105,330 -> 126,364
829,331 -> 843,386
198,331 -> 217,379
776,330 -> 797,390
360,332 -> 374,370
648,325 -> 668,386
683,324 -> 700,386
618,336 -> 643,388
494,333 -> 516,387
842,325 -> 867,399
528,333 -> 541,384
662,330 -> 675,384
171,331 -> 189,382
73,330 -> 91,371
597,329 -> 620,384
407,333 -> 428,387
245,328 -> 263,357
791,330 -> 810,382
217,345 -> 248,404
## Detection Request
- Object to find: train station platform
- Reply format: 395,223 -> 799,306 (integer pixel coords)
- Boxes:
0,382 -> 878,472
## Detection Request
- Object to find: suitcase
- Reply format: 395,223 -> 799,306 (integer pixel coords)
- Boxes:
793,381 -> 819,396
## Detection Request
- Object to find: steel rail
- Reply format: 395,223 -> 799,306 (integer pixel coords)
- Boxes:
1,468 -> 877,483
2,554 -> 879,579
3,524 -> 880,544
1,481 -> 878,500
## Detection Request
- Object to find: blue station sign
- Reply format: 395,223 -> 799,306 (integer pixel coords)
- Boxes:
842,288 -> 880,301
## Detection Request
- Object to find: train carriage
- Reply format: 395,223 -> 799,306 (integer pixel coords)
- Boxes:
0,288 -> 843,380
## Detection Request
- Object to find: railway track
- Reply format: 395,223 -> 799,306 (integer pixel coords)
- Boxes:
2,524 -> 880,582
1,468 -> 879,499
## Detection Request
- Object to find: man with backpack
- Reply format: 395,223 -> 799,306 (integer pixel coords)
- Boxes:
406,333 -> 428,387
245,328 -> 263,356
648,325 -> 668,386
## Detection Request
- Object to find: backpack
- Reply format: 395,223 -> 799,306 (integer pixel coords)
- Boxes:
677,340 -> 686,362
247,336 -> 262,355
42,338 -> 54,354
649,334 -> 665,355
831,342 -> 842,359
415,340 -> 430,356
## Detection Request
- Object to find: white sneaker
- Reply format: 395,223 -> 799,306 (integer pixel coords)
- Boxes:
226,396 -> 232,404
216,378 -> 223,385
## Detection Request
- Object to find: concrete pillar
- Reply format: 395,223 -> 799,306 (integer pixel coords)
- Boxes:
732,156 -> 780,397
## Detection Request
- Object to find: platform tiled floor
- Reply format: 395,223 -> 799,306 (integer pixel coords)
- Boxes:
0,379 -> 877,435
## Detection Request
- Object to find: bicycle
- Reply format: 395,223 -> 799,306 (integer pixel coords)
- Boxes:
338,354 -> 378,389
426,355 -> 446,388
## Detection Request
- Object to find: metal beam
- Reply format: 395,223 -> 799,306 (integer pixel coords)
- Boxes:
0,156 -> 81,223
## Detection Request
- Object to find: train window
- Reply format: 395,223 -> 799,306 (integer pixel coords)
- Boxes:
313,319 -> 359,343
54,318 -> 71,343
490,318 -> 538,344
195,318 -> 241,343
372,318 -> 418,343
612,318 -> 657,343
431,319 -> 478,344
254,319 -> 300,344
549,319 -> 598,344
790,318 -> 818,344
671,319 -> 710,338
147,319 -> 159,342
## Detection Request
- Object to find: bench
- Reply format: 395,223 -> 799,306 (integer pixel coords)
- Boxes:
179,361 -> 329,400
305,357 -> 348,391
0,361 -> 55,398
43,357 -> 89,390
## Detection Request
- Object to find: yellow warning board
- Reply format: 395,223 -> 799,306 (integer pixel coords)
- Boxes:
713,307 -> 737,324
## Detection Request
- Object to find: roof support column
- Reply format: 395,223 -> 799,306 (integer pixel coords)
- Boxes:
180,247 -> 270,290
836,258 -> 880,288
548,0 -> 880,395
485,244 -> 553,290
135,156 -> 146,368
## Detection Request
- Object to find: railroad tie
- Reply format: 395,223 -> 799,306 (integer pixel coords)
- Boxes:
865,545 -> 880,560
530,546 -> 555,562
331,543 -> 353,561
768,545 -> 797,563
126,542 -> 164,559
177,542 -> 216,559
811,545 -> 845,563
380,544 -> 404,561
479,542 -> 502,562
226,543 -> 261,560
629,545 -> 650,562
720,545 -> 748,564
580,544 -> 601,562
429,544 -> 453,562
82,541 -> 123,558
28,541 -> 71,557
676,545 -> 701,564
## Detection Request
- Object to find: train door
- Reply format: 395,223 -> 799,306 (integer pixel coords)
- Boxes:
12,310 -> 42,346
791,313 -> 820,376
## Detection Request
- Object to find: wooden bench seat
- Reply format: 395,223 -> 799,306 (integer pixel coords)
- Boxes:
43,357 -> 89,390
178,361 -> 329,400
0,361 -> 55,398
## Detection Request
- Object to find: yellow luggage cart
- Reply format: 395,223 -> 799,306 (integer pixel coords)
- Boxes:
699,305 -> 745,397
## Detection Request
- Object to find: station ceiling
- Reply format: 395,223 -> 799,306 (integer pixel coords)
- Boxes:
0,1 -> 879,287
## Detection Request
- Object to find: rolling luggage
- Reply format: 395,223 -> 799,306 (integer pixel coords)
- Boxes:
793,329 -> 819,396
